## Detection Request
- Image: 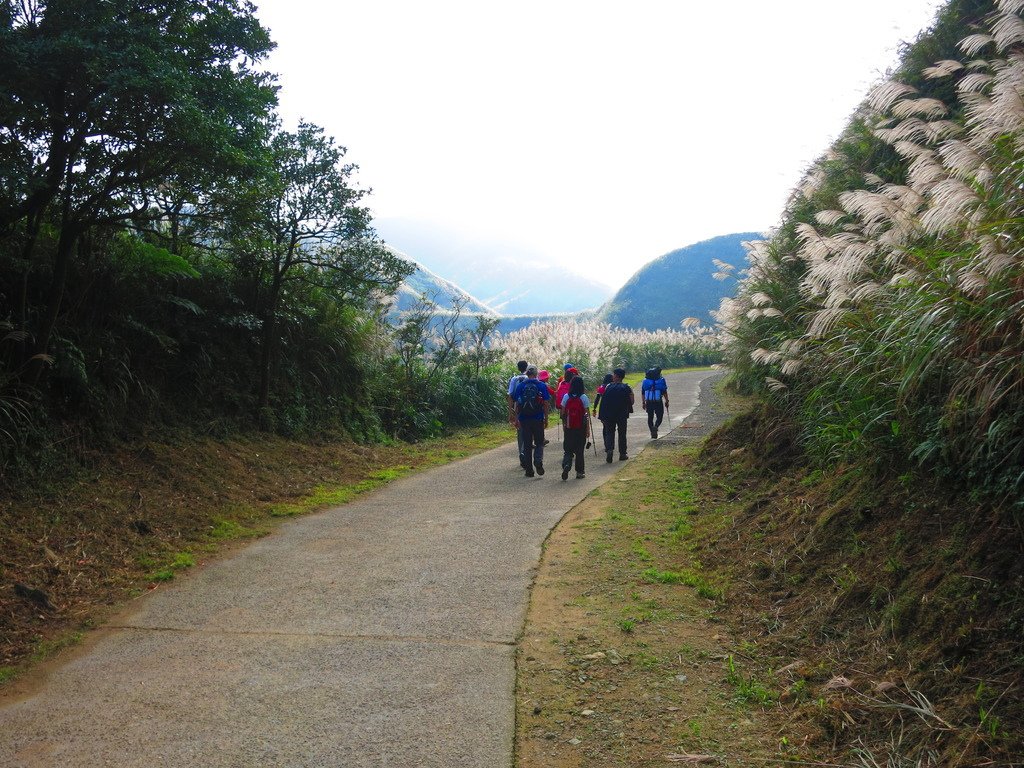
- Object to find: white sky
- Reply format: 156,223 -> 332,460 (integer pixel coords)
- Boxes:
254,0 -> 946,288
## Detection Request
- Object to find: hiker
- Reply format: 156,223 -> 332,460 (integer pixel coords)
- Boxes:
513,365 -> 551,477
538,369 -> 556,399
560,376 -> 591,480
555,366 -> 577,414
507,360 -> 529,465
592,372 -> 613,416
539,369 -> 555,445
641,366 -> 670,439
597,367 -> 634,463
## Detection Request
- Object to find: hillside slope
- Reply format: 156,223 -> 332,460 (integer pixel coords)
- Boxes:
600,232 -> 759,330
377,218 -> 614,314
389,247 -> 499,316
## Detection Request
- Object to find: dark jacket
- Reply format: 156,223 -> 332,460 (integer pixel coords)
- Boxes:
597,381 -> 633,420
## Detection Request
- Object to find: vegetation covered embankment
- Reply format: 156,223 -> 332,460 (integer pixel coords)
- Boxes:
697,403 -> 1023,765
517,385 -> 1022,766
702,1 -> 1024,761
718,0 -> 1023,499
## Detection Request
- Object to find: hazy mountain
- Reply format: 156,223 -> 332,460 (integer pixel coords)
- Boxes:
376,218 -> 614,314
599,232 -> 759,330
390,246 -> 499,316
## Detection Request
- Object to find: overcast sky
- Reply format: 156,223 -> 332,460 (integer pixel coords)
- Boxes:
253,0 -> 946,288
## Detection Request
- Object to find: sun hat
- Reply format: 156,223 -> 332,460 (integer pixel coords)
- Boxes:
567,367 -> 579,375
563,363 -> 574,370
538,369 -> 550,381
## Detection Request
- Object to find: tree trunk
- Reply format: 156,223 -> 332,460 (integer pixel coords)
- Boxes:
28,220 -> 82,384
256,277 -> 283,416
17,209 -> 43,363
257,308 -> 276,413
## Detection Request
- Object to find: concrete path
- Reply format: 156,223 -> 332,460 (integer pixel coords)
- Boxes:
0,370 -> 718,768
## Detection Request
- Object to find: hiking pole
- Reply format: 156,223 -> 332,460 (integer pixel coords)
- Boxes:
587,411 -> 597,455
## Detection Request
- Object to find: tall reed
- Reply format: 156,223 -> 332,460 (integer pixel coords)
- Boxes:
720,0 -> 1024,495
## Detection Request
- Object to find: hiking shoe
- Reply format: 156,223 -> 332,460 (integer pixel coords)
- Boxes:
651,429 -> 658,439
525,470 -> 534,477
561,468 -> 569,481
544,439 -> 550,445
535,463 -> 545,476
576,472 -> 585,479
606,451 -> 613,463
620,454 -> 629,461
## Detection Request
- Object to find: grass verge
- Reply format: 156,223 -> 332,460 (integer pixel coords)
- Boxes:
517,386 -> 1023,766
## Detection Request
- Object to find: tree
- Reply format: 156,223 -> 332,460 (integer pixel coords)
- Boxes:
0,0 -> 278,379
226,121 -> 412,414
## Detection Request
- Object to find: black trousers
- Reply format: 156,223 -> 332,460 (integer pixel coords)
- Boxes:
562,428 -> 586,473
519,419 -> 546,468
602,416 -> 628,457
646,401 -> 664,433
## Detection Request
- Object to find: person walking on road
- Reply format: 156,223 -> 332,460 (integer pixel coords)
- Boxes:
507,360 -> 529,465
538,369 -> 556,399
538,369 -> 555,447
554,366 -> 577,416
641,366 -> 670,439
513,366 -> 551,477
597,367 -> 634,463
592,372 -> 613,416
559,376 -> 591,480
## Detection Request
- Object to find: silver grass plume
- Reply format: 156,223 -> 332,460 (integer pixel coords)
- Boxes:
923,59 -> 965,79
891,97 -> 949,119
960,33 -> 996,57
921,178 -> 982,234
991,7 -> 1024,50
867,81 -> 918,112
815,210 -> 847,227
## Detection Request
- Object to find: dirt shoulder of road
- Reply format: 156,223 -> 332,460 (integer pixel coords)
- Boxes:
516,376 -> 1024,767
515,377 -> 802,767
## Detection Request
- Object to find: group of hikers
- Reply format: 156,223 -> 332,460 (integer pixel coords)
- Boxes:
506,361 -> 670,480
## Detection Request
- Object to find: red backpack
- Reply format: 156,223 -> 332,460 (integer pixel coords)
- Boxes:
564,395 -> 586,430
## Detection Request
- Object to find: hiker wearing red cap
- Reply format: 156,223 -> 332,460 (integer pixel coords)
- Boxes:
554,367 -> 577,414
538,369 -> 557,399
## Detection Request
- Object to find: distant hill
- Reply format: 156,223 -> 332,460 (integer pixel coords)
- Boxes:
376,217 -> 613,314
390,247 -> 499,316
599,232 -> 759,330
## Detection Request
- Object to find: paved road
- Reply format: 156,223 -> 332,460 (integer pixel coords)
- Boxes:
0,370 -> 718,768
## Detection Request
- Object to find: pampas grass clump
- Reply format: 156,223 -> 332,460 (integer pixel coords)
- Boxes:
720,0 -> 1024,496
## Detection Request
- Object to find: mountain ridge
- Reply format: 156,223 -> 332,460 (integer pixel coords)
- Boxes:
598,232 -> 759,330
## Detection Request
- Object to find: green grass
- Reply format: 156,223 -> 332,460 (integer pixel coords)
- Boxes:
30,631 -> 85,664
267,465 -> 414,518
208,518 -> 259,541
660,366 -> 718,375
725,655 -> 775,706
631,541 -> 653,561
642,567 -> 723,601
149,551 -> 196,582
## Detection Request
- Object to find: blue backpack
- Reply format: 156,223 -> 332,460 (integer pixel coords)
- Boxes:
643,376 -> 666,402
518,380 -> 542,416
